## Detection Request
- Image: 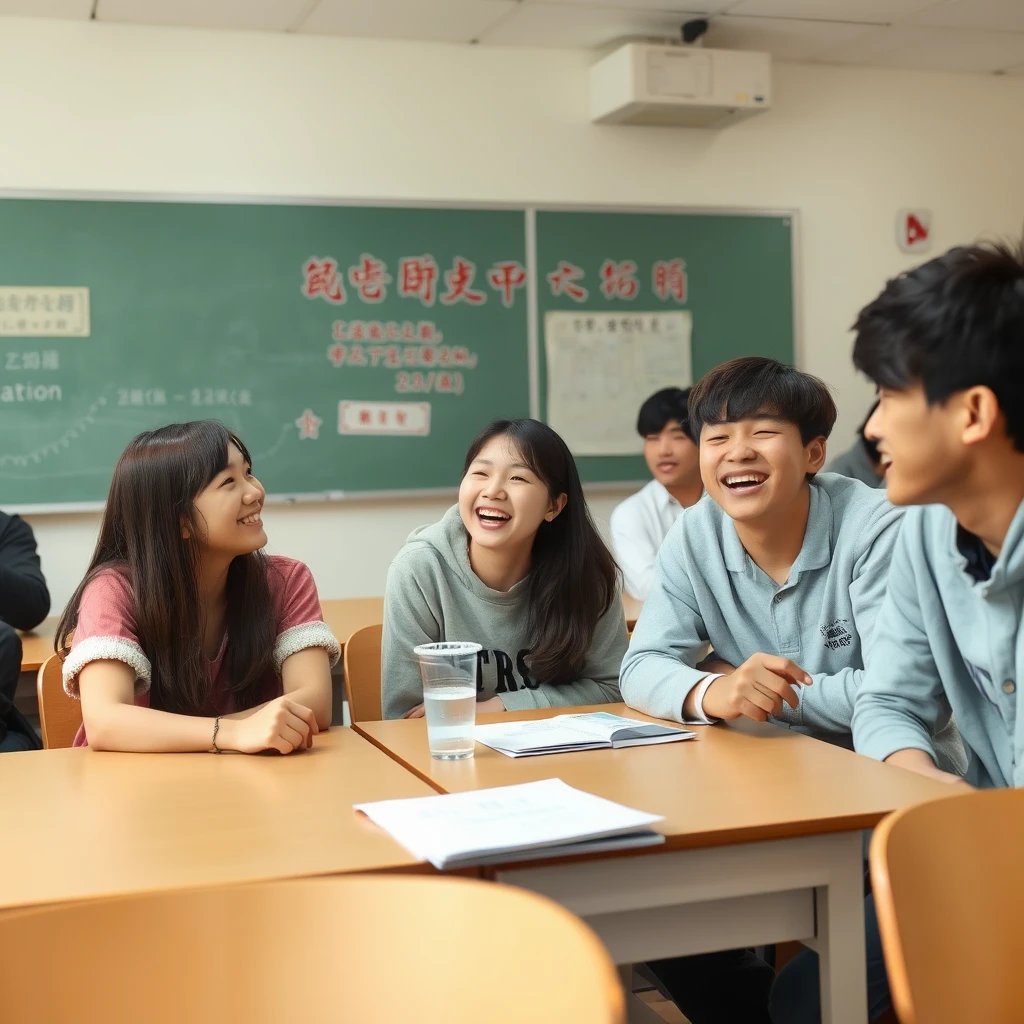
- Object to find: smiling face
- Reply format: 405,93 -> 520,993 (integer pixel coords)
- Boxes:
458,435 -> 566,555
864,384 -> 967,507
699,415 -> 826,523
643,419 -> 700,491
190,442 -> 267,556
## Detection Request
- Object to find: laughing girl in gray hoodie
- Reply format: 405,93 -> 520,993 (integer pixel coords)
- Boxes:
382,418 -> 628,720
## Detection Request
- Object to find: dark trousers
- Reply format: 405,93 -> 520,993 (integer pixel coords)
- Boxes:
0,621 -> 21,705
647,947 -> 775,1024
769,894 -> 891,1024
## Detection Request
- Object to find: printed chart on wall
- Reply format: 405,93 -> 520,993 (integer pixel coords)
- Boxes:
545,310 -> 692,456
0,198 -> 530,506
535,209 -> 795,482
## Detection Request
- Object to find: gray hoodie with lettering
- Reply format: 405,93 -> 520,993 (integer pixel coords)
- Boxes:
381,505 -> 627,719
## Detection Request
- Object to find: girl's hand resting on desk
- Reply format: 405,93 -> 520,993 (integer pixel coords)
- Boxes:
403,696 -> 505,719
220,697 -> 319,754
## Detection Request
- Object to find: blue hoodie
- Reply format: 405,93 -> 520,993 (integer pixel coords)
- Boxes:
853,499 -> 1024,788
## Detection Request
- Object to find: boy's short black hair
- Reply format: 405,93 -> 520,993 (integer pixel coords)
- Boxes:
637,387 -> 692,438
852,238 -> 1024,451
688,357 -> 837,445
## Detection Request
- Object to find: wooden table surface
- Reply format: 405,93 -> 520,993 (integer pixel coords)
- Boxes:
20,595 -> 640,673
0,728 -> 437,912
356,704 -> 952,853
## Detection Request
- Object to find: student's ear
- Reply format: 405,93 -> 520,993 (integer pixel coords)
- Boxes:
180,515 -> 192,540
805,436 -> 827,474
545,493 -> 568,522
960,386 -> 1002,448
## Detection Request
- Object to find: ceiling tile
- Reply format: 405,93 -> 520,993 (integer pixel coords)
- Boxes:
96,0 -> 311,31
480,4 -> 690,48
0,0 -> 93,16
818,23 -> 1024,72
1005,63 -> 1024,76
902,0 -> 1024,33
299,0 -> 516,42
706,14 -> 879,60
723,0 -> 939,23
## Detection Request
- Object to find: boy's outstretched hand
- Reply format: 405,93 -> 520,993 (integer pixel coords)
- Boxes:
697,653 -> 813,722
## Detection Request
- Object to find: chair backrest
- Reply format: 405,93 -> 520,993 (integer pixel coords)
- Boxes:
0,875 -> 624,1024
870,787 -> 1024,1024
343,623 -> 383,722
36,653 -> 81,749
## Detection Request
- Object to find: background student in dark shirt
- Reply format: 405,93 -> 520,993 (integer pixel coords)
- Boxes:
0,510 -> 50,708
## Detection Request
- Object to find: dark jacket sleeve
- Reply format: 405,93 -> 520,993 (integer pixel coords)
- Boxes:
0,514 -> 50,630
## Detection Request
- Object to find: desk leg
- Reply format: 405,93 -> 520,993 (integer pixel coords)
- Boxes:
811,832 -> 868,1024
618,966 -> 668,1024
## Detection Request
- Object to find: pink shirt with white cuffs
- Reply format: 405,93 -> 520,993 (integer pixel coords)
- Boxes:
63,555 -> 341,747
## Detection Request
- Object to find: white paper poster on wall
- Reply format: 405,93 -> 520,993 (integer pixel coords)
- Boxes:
545,310 -> 692,457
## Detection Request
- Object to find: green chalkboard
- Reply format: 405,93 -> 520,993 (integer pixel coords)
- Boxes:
0,196 -> 795,507
535,209 -> 795,483
0,197 -> 530,506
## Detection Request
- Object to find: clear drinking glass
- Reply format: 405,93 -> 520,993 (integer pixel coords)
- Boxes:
413,641 -> 482,760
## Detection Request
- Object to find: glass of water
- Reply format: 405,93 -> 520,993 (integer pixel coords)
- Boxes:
413,641 -> 482,760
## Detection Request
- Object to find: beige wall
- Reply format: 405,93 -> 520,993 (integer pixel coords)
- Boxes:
3,16 -> 1023,609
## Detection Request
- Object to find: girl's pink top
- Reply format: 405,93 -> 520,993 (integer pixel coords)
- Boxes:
63,556 -> 340,747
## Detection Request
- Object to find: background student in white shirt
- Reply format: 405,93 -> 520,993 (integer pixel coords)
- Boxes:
610,387 -> 703,600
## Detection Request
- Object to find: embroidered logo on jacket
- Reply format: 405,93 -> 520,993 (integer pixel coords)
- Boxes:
820,618 -> 853,650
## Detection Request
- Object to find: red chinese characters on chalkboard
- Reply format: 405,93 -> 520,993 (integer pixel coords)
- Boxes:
302,255 -> 533,309
348,254 -> 392,303
599,259 -> 639,300
440,257 -> 486,306
487,261 -> 527,308
398,256 -> 439,306
652,259 -> 688,303
302,258 -> 346,304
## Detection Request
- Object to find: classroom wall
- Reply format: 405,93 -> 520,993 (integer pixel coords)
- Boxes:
4,16 -> 1024,609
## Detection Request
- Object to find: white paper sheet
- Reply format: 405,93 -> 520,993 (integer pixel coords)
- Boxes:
355,778 -> 664,869
545,310 -> 693,456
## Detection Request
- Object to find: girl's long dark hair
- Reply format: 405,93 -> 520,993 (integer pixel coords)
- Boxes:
57,421 -> 276,715
463,419 -> 619,685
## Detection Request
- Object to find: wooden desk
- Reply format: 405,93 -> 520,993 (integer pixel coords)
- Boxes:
357,704 -> 952,1024
21,594 -> 637,673
0,728 -> 436,913
17,618 -> 56,673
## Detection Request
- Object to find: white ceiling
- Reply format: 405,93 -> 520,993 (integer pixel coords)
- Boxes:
5,0 -> 1024,75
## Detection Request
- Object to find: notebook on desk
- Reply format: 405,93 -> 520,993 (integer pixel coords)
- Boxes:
474,711 -> 695,758
355,778 -> 665,869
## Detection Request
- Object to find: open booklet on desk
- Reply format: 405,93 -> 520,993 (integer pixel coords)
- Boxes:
474,711 -> 695,758
355,778 -> 665,870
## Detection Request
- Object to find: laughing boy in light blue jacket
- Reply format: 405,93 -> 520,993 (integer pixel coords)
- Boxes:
773,240 -> 1024,1024
851,238 -> 1024,789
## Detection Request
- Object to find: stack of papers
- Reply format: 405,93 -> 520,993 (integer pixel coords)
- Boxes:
355,778 -> 665,869
474,711 -> 695,758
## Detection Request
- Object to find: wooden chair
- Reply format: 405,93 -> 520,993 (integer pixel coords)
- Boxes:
0,875 -> 624,1024
343,622 -> 382,722
870,787 -> 1024,1024
35,652 -> 81,748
